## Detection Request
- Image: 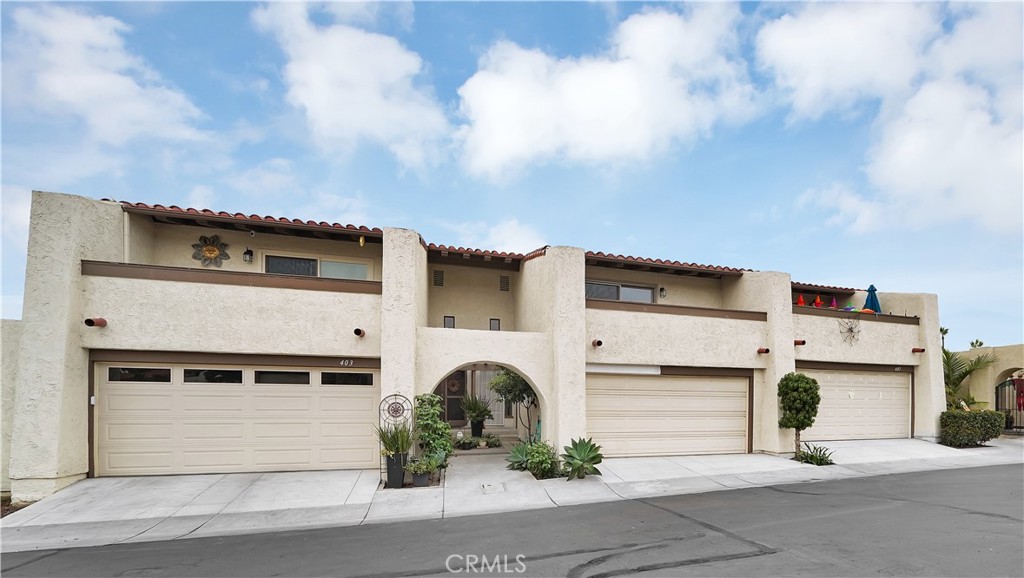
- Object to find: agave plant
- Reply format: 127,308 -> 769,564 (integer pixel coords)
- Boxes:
505,442 -> 530,471
561,437 -> 603,480
795,442 -> 834,466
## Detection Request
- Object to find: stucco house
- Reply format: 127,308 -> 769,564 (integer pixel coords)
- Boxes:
1,191 -> 944,504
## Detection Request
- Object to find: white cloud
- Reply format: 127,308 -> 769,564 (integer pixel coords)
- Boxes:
225,158 -> 300,196
764,3 -> 1022,234
252,3 -> 448,170
756,3 -> 940,120
187,185 -> 216,210
797,183 -> 883,234
443,218 -> 547,254
456,5 -> 759,181
4,4 -> 207,146
324,2 -> 414,30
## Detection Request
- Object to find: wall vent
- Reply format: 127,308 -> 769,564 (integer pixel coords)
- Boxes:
499,275 -> 510,292
433,270 -> 445,287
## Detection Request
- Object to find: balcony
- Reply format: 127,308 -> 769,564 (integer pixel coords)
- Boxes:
792,308 -> 922,366
79,261 -> 381,357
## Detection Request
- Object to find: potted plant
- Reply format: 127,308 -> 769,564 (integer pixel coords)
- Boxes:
406,457 -> 438,487
461,395 -> 493,438
375,422 -> 413,489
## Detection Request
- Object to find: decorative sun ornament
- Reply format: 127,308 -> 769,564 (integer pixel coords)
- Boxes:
839,316 -> 861,345
191,235 -> 230,267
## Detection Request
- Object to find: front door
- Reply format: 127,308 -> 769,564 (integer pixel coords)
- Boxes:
441,371 -> 467,427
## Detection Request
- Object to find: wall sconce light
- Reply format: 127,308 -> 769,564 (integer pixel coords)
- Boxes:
591,339 -> 603,347
659,287 -> 667,298
84,318 -> 107,327
794,340 -> 807,346
757,347 -> 771,354
242,248 -> 254,263
912,347 -> 925,353
354,328 -> 365,337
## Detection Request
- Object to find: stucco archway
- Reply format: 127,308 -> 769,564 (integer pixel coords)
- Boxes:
427,361 -> 546,440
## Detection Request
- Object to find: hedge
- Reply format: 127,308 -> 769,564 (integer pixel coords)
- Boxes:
939,410 -> 1005,447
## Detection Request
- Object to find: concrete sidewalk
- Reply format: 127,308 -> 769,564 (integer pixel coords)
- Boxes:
3,438 -> 1021,553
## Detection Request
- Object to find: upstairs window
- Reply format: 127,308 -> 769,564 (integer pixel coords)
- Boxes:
265,255 -> 369,280
585,281 -> 655,304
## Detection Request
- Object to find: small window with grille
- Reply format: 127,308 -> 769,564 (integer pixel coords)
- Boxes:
433,270 -> 445,287
499,275 -> 510,291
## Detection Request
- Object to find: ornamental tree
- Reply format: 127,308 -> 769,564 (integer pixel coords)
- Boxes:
488,366 -> 538,440
777,372 -> 821,456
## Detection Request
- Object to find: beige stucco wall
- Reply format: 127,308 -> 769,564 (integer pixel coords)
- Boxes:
126,213 -> 156,264
380,228 -> 428,402
722,271 -> 796,455
9,191 -> 125,503
792,314 -> 922,365
79,277 -> 381,357
143,222 -> 383,281
962,344 -> 1024,409
2,319 -> 22,494
584,266 -> 723,308
514,254 -> 554,333
427,265 -> 516,331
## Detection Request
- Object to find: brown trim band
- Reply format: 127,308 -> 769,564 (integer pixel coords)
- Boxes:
89,349 -> 382,369
795,361 -> 914,373
792,305 -> 919,325
82,261 -> 383,295
660,366 -> 756,378
588,299 -> 767,321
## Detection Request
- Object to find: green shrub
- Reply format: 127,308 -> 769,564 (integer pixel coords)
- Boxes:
939,410 -> 1005,447
525,441 -> 561,479
454,436 -> 478,450
506,440 -> 561,479
414,394 -> 454,466
461,395 -> 494,423
561,438 -> 603,480
484,434 -> 502,448
405,457 -> 439,474
778,372 -> 821,456
795,443 -> 834,466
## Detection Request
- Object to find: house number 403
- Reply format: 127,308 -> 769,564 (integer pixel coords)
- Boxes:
338,359 -> 355,367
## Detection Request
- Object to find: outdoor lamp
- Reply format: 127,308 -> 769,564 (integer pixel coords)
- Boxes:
242,248 -> 254,263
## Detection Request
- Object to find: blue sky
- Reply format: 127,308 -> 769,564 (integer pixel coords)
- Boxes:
1,1 -> 1021,351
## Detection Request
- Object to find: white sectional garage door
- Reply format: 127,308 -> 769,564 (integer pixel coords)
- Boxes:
96,363 -> 379,476
801,369 -> 911,441
586,374 -> 748,457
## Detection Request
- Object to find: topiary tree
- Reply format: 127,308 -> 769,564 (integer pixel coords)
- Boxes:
488,366 -> 538,440
778,372 -> 821,456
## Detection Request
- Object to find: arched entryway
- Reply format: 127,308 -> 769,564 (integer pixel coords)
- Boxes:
429,362 -> 543,441
994,369 -> 1024,433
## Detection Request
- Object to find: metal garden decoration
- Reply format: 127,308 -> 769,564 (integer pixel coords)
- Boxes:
191,235 -> 230,267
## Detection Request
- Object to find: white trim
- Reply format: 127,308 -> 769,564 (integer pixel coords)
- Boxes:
585,363 -> 661,375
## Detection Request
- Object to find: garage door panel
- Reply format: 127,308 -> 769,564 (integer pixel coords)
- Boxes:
97,364 -> 379,476
586,374 -> 748,457
802,369 -> 910,441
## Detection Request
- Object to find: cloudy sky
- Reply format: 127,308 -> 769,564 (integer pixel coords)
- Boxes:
1,2 -> 1021,351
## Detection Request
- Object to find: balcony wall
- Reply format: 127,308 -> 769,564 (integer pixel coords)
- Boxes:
792,309 -> 923,366
426,264 -> 516,330
80,268 -> 382,358
585,266 -> 724,308
585,304 -> 769,368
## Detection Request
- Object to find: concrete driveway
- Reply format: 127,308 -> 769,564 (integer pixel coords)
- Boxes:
3,437 -> 1021,553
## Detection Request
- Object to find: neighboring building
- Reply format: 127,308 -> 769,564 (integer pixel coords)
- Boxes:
0,191 -> 944,503
960,344 -> 1024,428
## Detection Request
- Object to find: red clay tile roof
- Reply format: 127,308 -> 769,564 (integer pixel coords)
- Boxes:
791,281 -> 861,293
426,243 -> 524,259
586,251 -> 748,275
108,200 -> 383,234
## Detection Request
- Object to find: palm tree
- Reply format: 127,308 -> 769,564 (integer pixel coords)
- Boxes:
970,339 -> 984,348
943,348 -> 996,409
940,326 -> 948,348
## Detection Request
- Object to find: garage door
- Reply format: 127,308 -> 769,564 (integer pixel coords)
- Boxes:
96,363 -> 379,476
586,374 -> 748,457
801,369 -> 910,441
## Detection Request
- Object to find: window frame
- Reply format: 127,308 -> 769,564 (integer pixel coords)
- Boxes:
443,315 -> 456,329
260,249 -> 375,281
489,318 -> 500,331
585,280 -> 657,304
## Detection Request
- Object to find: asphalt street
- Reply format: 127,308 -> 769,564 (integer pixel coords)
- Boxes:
3,465 -> 1022,577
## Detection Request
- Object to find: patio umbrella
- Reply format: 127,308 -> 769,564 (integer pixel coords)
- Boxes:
863,284 -> 881,312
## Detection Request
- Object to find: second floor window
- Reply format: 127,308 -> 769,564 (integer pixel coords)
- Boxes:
265,255 -> 368,280
585,281 -> 655,304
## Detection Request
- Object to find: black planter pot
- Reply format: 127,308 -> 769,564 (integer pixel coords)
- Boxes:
385,453 -> 408,489
470,420 -> 484,438
412,472 -> 429,487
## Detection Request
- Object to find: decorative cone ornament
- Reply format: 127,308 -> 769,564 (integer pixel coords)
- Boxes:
813,296 -> 823,308
796,294 -> 806,306
830,297 -> 838,309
